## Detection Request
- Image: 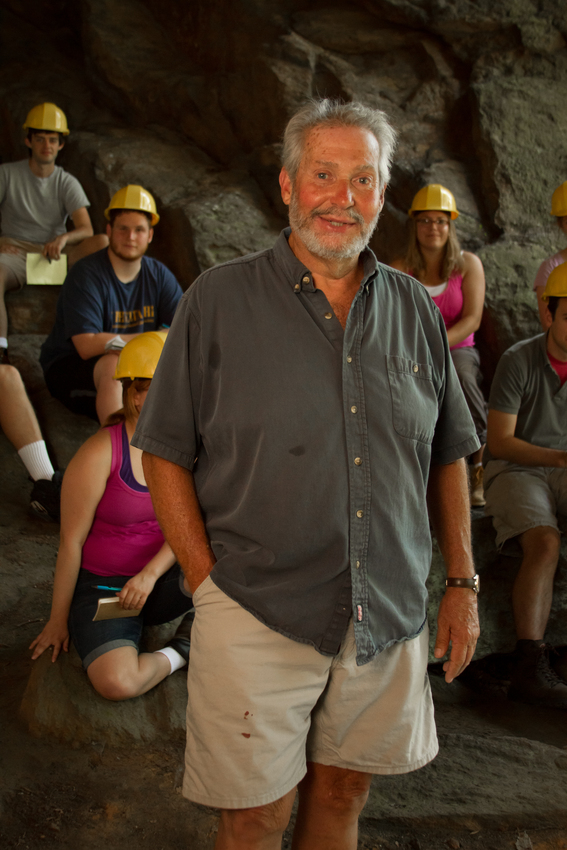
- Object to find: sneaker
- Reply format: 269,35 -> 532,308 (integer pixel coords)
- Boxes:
165,610 -> 194,663
0,348 -> 9,364
29,470 -> 63,523
508,640 -> 567,708
470,464 -> 486,507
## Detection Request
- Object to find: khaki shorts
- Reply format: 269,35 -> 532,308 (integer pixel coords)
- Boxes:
0,237 -> 69,289
484,462 -> 567,549
183,576 -> 438,809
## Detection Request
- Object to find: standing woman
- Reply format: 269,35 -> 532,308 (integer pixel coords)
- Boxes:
533,181 -> 567,329
30,331 -> 193,699
390,184 -> 487,505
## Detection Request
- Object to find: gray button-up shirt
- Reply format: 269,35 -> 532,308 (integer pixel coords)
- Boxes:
133,229 -> 478,664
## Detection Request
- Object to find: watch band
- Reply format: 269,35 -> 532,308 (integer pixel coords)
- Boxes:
445,574 -> 479,594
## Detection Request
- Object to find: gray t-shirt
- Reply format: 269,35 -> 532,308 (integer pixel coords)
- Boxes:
0,159 -> 90,244
133,229 -> 479,664
484,333 -> 567,480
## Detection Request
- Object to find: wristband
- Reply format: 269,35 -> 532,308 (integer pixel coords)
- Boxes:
445,574 -> 479,594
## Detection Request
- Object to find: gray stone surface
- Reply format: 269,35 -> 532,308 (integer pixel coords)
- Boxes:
19,625 -> 188,746
2,0 -> 567,361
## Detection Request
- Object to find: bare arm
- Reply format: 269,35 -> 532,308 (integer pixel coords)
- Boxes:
30,429 -> 112,662
446,252 -> 485,348
72,331 -> 142,360
427,457 -> 479,683
142,453 -> 216,593
117,542 -> 177,610
487,408 -> 567,468
42,207 -> 94,260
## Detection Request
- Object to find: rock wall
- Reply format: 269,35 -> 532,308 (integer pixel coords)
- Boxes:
2,0 -> 567,356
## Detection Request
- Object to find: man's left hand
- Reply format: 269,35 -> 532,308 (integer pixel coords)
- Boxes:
434,587 -> 479,683
42,233 -> 68,261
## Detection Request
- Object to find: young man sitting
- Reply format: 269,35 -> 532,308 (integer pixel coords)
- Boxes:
0,102 -> 107,362
40,185 -> 183,424
484,261 -> 567,708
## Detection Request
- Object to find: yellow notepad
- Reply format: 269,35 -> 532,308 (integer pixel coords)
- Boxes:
92,597 -> 141,621
26,252 -> 67,285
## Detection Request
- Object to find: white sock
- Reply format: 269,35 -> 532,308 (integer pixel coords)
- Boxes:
18,441 -> 55,481
154,646 -> 187,674
472,462 -> 482,468
0,337 -> 7,349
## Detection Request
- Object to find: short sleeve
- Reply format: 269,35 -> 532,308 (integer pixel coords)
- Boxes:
155,264 -> 183,325
488,350 -> 526,415
60,172 -> 90,216
60,266 -> 105,338
133,294 -> 200,468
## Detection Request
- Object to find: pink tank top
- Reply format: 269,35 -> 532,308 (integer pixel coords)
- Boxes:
81,422 -> 165,577
430,272 -> 474,350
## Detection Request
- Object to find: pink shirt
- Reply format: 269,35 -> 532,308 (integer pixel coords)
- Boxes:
81,423 -> 165,577
533,251 -> 565,292
430,273 -> 474,350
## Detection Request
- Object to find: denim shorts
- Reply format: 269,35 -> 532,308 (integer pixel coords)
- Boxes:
68,565 -> 193,669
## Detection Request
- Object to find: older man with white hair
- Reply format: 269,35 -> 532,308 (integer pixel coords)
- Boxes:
134,99 -> 480,850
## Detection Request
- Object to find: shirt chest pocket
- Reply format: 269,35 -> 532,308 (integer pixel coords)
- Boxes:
386,355 -> 438,444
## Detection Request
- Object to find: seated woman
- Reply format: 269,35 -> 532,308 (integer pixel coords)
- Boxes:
390,183 -> 487,505
533,180 -> 567,329
30,331 -> 193,700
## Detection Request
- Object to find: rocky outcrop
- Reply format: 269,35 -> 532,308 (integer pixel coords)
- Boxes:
20,622 -> 188,746
2,0 -> 567,354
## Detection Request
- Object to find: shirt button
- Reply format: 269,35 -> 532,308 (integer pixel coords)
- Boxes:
294,283 -> 301,292
356,509 -> 364,518
347,356 -> 352,363
354,457 -> 362,466
413,364 -> 419,373
324,312 -> 332,320
356,560 -> 360,569
351,405 -> 357,414
302,275 -> 310,284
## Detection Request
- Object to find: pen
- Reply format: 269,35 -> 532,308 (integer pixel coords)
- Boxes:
92,585 -> 122,591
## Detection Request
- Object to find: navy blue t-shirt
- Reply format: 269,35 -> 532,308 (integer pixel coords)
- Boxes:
40,249 -> 183,371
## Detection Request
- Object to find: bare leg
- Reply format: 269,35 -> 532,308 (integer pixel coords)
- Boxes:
93,351 -> 122,424
67,234 -> 109,267
87,645 -> 172,700
0,364 -> 43,449
292,763 -> 372,850
0,264 -> 20,340
471,444 -> 484,465
215,789 -> 296,850
514,525 -> 560,640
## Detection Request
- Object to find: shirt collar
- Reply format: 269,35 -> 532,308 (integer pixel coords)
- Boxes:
273,227 -> 379,294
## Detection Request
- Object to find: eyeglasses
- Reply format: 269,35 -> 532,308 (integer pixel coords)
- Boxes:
415,218 -> 450,228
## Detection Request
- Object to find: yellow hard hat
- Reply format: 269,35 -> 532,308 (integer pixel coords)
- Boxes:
23,102 -> 69,135
542,262 -> 567,301
550,182 -> 567,217
104,184 -> 160,226
114,331 -> 167,380
408,184 -> 459,219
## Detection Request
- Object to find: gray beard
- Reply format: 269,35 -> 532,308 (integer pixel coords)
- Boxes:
288,193 -> 380,260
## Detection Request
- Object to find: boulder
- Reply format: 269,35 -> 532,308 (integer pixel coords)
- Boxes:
20,621 -> 188,746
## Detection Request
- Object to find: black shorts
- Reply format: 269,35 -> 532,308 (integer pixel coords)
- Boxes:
44,351 -> 100,421
68,565 -> 193,669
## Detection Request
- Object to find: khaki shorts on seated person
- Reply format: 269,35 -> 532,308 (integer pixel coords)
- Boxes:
0,236 -> 70,289
484,461 -> 567,550
183,576 -> 438,810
